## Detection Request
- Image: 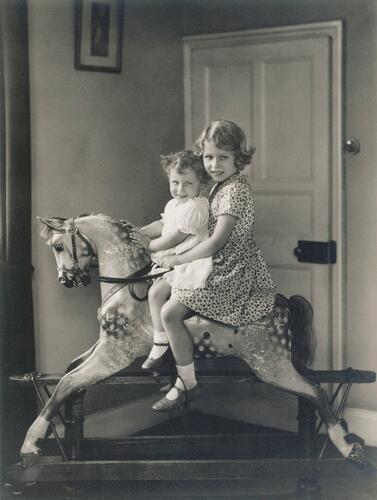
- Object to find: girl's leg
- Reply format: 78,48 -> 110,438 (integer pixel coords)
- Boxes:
161,299 -> 194,366
142,279 -> 172,369
153,299 -> 200,411
149,279 -> 171,331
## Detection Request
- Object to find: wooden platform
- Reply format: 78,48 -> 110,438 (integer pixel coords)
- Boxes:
7,364 -> 377,499
9,363 -> 376,387
8,455 -> 370,483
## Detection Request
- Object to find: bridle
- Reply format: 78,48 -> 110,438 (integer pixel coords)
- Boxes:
67,217 -> 96,286
57,217 -> 169,301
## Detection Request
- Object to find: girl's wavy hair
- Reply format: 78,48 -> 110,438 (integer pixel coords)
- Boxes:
193,120 -> 255,170
160,150 -> 210,184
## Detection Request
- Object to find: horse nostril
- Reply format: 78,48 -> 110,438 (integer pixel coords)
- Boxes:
59,273 -> 75,288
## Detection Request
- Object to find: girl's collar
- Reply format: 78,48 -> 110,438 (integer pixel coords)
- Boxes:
209,172 -> 241,199
216,171 -> 241,186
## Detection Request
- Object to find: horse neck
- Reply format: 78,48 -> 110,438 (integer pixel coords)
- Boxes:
77,217 -> 153,338
78,216 -> 149,278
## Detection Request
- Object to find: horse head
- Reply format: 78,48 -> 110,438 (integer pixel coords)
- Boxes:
38,215 -> 98,288
38,214 -> 150,289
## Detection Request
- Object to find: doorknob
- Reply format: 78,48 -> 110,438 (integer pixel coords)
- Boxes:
293,246 -> 302,258
343,138 -> 360,156
293,240 -> 336,264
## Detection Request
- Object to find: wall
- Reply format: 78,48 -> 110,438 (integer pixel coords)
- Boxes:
29,0 -> 183,372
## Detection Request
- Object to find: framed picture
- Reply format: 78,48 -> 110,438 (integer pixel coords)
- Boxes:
74,0 -> 123,73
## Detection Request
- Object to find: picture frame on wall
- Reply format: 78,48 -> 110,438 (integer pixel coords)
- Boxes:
74,0 -> 123,73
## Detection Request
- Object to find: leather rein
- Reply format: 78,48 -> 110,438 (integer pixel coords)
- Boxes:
66,217 -> 168,302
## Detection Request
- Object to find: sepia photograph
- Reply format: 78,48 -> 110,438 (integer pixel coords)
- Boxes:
1,0 -> 376,499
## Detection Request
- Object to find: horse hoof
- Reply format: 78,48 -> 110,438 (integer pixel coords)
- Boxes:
345,433 -> 365,446
347,442 -> 365,467
21,451 -> 41,468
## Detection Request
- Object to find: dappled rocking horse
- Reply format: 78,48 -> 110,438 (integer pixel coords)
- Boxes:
17,213 -> 368,472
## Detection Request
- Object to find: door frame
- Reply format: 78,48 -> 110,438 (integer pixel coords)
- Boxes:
183,21 -> 345,371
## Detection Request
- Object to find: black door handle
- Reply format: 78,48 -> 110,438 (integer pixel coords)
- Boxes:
293,240 -> 336,264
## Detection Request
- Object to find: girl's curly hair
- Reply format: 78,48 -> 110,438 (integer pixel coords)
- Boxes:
160,150 -> 210,184
193,120 -> 255,170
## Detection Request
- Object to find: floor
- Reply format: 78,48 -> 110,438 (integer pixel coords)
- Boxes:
2,462 -> 377,500
2,413 -> 377,500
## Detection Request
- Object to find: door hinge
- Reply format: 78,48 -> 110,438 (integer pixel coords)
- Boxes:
293,240 -> 336,264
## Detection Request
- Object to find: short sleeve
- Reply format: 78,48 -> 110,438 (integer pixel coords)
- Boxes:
217,181 -> 253,219
160,199 -> 176,224
175,198 -> 209,235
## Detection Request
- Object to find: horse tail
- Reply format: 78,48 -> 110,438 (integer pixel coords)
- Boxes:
288,295 -> 316,370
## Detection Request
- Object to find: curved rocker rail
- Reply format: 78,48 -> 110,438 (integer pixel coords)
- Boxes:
7,366 -> 376,499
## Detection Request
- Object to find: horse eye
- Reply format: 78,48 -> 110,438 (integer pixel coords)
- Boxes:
54,243 -> 64,253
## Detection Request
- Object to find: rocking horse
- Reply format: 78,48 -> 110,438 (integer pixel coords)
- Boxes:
17,212 -> 367,472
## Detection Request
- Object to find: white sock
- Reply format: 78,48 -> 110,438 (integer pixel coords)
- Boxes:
166,362 -> 197,401
176,362 -> 197,390
148,331 -> 169,360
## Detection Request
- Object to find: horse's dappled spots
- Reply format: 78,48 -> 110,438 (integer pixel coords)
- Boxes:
194,330 -> 219,359
99,308 -> 135,338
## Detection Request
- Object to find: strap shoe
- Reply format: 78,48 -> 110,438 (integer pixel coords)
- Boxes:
152,383 -> 201,412
141,343 -> 171,370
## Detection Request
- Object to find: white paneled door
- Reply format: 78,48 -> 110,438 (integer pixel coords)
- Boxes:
184,23 -> 344,371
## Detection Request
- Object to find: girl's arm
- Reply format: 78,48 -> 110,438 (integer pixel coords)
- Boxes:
159,214 -> 236,267
140,220 -> 163,239
149,229 -> 188,253
131,221 -> 163,250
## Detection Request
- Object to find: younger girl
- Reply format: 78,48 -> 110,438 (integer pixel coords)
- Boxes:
153,120 -> 277,411
136,150 -> 212,370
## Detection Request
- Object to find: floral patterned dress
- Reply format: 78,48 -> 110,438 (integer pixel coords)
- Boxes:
171,173 -> 276,326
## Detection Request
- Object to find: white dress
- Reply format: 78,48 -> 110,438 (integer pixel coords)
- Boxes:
151,197 -> 212,290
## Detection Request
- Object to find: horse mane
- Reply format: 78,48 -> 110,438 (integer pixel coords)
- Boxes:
38,213 -> 150,264
39,213 -> 137,237
80,213 -> 137,240
77,213 -> 150,263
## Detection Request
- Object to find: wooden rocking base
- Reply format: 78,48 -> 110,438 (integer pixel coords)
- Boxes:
6,364 -> 376,499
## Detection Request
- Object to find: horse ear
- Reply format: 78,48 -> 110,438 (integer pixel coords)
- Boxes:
37,217 -> 53,240
37,216 -> 66,240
